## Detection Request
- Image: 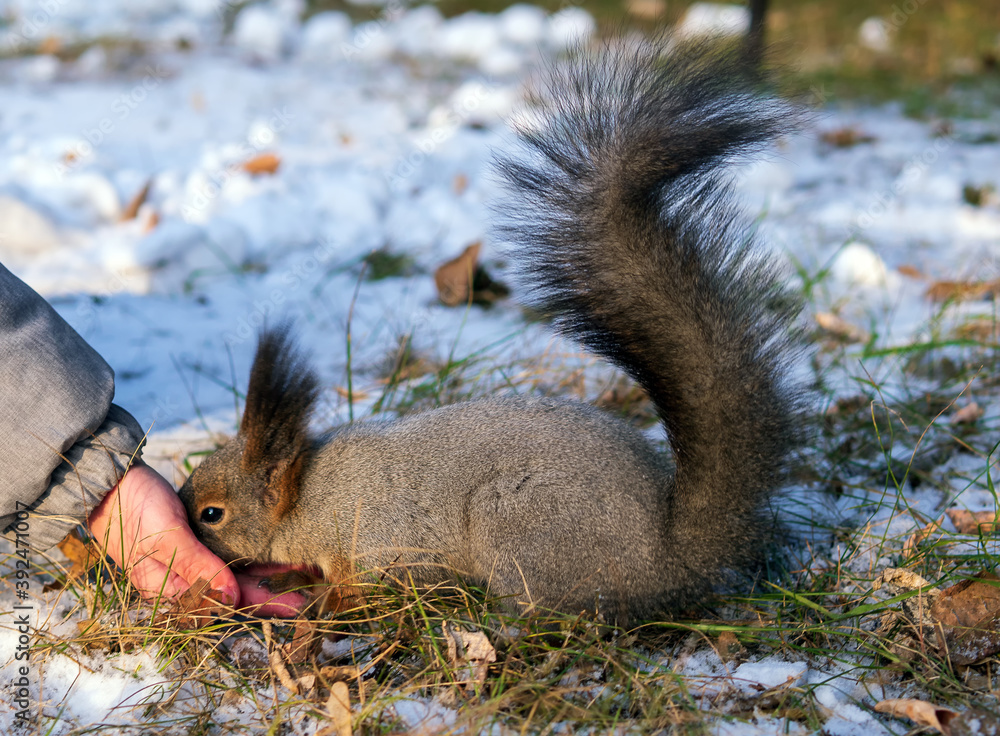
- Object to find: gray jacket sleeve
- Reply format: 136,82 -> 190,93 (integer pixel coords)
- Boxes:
0,264 -> 146,550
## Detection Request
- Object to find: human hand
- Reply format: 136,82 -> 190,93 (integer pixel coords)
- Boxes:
88,463 -> 310,617
88,462 -> 239,604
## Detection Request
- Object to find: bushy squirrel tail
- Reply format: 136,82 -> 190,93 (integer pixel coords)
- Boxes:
495,38 -> 802,592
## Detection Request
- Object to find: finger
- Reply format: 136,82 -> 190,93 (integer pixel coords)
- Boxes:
235,573 -> 309,618
145,526 -> 239,605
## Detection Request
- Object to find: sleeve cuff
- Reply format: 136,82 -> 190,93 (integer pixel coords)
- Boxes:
9,404 -> 146,551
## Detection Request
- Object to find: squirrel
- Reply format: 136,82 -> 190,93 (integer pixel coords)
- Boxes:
178,37 -> 802,624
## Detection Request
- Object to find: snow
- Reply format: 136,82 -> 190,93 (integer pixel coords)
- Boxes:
0,0 -> 997,733
677,3 -> 750,38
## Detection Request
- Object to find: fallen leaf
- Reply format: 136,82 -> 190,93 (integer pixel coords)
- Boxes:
243,152 -> 281,176
875,699 -> 958,734
715,630 -> 743,663
897,264 -> 925,279
625,0 -> 666,19
435,243 -> 480,306
320,665 -> 361,682
962,183 -> 996,207
57,529 -> 100,580
926,279 -> 1000,303
594,378 -> 657,426
281,620 -> 320,665
955,320 -> 998,342
442,622 -> 496,691
872,567 -> 936,593
316,681 -> 352,736
163,577 -> 230,629
433,243 -> 509,307
946,508 -> 998,535
453,173 -> 468,195
903,517 -> 943,557
815,312 -> 869,343
821,127 -> 876,147
952,402 -> 984,425
334,385 -> 370,401
120,179 -> 152,221
929,573 -> 1000,665
39,36 -> 62,55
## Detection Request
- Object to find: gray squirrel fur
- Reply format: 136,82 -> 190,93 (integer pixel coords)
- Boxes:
178,37 -> 802,624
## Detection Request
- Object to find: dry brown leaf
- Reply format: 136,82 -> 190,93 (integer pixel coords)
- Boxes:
952,402 -> 984,425
815,312 -> 869,343
821,127 -> 876,147
435,242 -> 481,306
626,0 -> 666,19
452,173 -> 468,195
929,573 -> 1000,665
715,630 -> 743,663
39,36 -> 62,55
594,378 -> 657,426
120,179 -> 152,221
902,517 -> 943,557
243,152 -> 281,176
872,567 -> 935,592
57,529 -> 100,580
334,385 -> 369,401
164,577 -> 230,629
143,209 -> 160,232
897,264 -> 926,279
875,699 -> 958,734
282,620 -> 320,665
946,508 -> 998,535
956,320 -> 999,342
320,665 -> 361,682
316,681 -> 352,736
433,242 -> 509,307
442,622 -> 496,691
926,279 -> 1000,303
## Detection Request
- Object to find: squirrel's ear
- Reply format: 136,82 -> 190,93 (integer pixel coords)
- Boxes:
240,327 -> 319,473
263,448 -> 307,520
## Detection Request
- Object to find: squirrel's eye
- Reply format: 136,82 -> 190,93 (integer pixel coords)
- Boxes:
200,507 -> 224,524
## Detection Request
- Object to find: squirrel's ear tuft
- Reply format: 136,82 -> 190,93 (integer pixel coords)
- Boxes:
240,326 -> 320,477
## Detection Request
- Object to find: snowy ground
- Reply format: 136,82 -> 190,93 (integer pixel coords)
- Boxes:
0,1 -> 998,734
